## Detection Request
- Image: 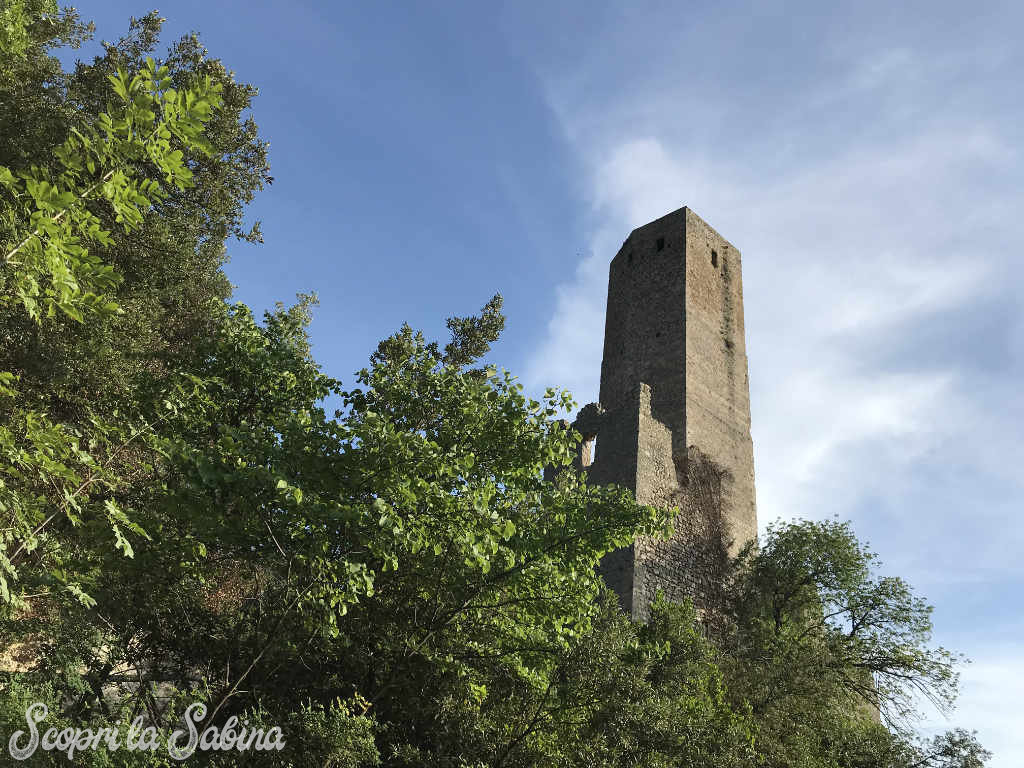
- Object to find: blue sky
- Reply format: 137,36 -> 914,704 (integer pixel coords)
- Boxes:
77,1 -> 1022,762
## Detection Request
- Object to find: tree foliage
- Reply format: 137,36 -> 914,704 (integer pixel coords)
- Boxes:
719,519 -> 984,768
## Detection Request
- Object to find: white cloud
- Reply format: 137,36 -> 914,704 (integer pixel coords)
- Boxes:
522,10 -> 1024,764
526,127 -> 1008,521
524,248 -> 607,406
921,649 -> 1024,767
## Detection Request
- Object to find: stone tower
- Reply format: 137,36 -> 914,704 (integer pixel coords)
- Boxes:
572,206 -> 756,620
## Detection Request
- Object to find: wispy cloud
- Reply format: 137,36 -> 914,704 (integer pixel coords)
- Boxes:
526,126 -> 1018,522
519,3 -> 1024,763
922,649 -> 1024,765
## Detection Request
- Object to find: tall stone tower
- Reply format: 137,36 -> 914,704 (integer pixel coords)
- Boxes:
571,206 -> 756,620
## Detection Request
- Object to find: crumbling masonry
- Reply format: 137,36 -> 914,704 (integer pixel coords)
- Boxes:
572,207 -> 757,621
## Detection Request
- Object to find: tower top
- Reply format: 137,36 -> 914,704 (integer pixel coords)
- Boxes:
620,205 -> 739,251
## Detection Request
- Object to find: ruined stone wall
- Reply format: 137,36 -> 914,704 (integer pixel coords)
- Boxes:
631,385 -> 733,621
581,387 -> 733,620
575,206 -> 757,620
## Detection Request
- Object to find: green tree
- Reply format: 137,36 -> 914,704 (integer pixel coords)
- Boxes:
129,295 -> 670,763
0,5 -> 241,617
720,518 -> 985,768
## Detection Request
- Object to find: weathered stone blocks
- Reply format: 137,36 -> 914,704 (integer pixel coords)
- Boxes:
576,206 -> 757,620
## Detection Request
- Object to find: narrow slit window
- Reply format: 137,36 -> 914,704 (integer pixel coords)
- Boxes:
711,249 -> 718,267
656,237 -> 665,252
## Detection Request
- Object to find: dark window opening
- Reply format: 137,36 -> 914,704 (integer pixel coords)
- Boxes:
655,331 -> 661,338
627,251 -> 633,264
711,249 -> 718,267
656,237 -> 665,252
